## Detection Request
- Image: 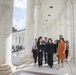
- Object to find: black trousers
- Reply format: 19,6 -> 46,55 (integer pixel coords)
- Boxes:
33,50 -> 37,64
38,52 -> 43,66
47,53 -> 53,67
66,50 -> 69,59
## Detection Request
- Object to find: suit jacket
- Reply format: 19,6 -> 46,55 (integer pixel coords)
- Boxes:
37,42 -> 45,53
47,43 -> 54,54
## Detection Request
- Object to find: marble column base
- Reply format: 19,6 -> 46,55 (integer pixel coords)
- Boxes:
0,64 -> 12,75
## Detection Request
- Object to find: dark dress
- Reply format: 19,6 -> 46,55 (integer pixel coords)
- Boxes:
47,43 -> 54,68
37,43 -> 44,67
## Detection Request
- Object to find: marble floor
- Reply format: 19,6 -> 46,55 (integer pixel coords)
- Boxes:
10,61 -> 76,75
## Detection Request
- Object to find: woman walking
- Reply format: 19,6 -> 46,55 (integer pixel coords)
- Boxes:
32,39 -> 38,66
47,38 -> 54,68
37,36 -> 45,67
58,38 -> 66,69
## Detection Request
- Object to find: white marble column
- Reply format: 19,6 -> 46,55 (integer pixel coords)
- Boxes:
25,0 -> 35,56
34,5 -> 41,38
65,0 -> 76,63
73,0 -> 76,62
0,0 -> 13,75
70,0 -> 75,62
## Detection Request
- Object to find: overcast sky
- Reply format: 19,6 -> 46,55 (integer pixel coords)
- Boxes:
13,0 -> 27,30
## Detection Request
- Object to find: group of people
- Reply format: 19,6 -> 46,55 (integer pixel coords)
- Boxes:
32,35 -> 69,69
12,45 -> 25,53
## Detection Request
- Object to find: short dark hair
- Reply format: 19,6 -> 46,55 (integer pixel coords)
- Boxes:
48,38 -> 52,43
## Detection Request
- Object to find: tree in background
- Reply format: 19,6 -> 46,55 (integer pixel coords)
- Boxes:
12,27 -> 17,32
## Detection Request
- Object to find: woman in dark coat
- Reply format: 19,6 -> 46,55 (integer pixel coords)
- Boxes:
47,38 -> 54,68
37,36 -> 45,67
